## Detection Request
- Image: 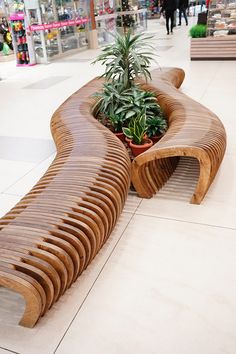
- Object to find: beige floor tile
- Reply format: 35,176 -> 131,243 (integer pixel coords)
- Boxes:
123,191 -> 142,214
55,215 -> 236,354
0,194 -> 22,218
0,136 -> 55,163
0,159 -> 36,194
5,153 -> 56,196
0,348 -> 14,354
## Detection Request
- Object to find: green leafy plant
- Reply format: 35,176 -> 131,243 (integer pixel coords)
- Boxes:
93,83 -> 166,133
123,110 -> 147,145
92,29 -> 167,143
92,29 -> 156,89
93,82 -> 126,118
93,82 -> 133,132
94,85 -> 160,120
189,24 -> 207,38
115,86 -> 162,121
107,113 -> 125,133
146,115 -> 167,138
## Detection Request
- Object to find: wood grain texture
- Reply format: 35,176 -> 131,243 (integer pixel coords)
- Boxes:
0,78 -> 131,327
190,36 -> 236,60
0,67 -> 226,326
132,67 -> 226,204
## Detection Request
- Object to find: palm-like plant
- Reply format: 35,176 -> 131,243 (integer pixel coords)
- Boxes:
92,30 -> 156,89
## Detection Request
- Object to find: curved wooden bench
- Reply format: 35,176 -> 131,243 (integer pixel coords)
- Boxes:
0,78 -> 131,327
132,67 -> 226,204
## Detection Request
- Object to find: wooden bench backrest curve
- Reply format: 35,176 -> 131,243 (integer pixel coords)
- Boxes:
132,67 -> 226,204
0,78 -> 131,327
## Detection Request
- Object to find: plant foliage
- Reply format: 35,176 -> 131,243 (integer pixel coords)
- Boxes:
189,24 -> 207,38
123,109 -> 147,145
92,29 -> 156,89
92,29 -> 168,145
115,86 -> 162,120
146,115 -> 167,137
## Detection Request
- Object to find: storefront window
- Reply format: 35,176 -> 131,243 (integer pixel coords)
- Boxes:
25,0 -> 89,62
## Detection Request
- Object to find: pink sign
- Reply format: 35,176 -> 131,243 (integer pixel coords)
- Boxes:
29,18 -> 89,32
10,13 -> 24,21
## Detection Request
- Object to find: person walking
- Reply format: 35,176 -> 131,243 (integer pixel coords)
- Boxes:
160,0 -> 177,35
178,0 -> 189,25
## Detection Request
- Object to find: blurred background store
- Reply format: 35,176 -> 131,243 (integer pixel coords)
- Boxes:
0,0 -> 149,64
1,0 -> 234,65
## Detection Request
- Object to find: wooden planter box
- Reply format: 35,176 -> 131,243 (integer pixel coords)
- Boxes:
190,35 -> 236,60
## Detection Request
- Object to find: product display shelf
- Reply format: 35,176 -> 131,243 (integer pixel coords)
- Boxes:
10,13 -> 36,66
190,0 -> 236,60
207,0 -> 236,36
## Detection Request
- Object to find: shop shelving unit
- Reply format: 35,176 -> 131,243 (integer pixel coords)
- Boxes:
191,0 -> 236,60
10,13 -> 36,66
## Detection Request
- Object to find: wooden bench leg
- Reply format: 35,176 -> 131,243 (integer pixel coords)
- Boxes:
190,157 -> 212,205
0,269 -> 42,328
131,155 -> 179,198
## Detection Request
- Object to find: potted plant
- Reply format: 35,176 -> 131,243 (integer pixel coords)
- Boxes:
147,115 -> 167,143
123,110 -> 153,157
92,29 -> 167,150
189,24 -> 207,38
189,24 -> 208,60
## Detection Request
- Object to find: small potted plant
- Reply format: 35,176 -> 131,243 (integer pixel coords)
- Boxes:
147,115 -> 167,143
189,24 -> 207,38
123,110 -> 153,157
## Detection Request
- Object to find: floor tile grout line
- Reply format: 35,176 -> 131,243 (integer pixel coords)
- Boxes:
135,212 -> 236,231
2,151 -> 56,195
0,346 -> 20,354
0,192 -> 23,198
199,61 -> 222,101
133,197 -> 143,214
53,212 -> 136,354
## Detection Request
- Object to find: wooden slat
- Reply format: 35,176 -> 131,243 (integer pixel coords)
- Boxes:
0,78 -> 131,327
132,68 -> 226,204
190,36 -> 236,59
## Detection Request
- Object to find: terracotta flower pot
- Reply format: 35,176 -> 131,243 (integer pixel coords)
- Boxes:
126,134 -> 147,147
114,131 -> 126,142
150,133 -> 164,144
125,136 -> 132,146
130,138 -> 153,157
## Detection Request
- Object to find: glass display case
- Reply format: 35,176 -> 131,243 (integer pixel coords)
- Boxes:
207,0 -> 236,36
25,0 -> 89,63
94,0 -> 147,46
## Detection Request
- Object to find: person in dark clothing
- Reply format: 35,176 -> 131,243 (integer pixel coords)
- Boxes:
160,0 -> 177,35
178,0 -> 188,25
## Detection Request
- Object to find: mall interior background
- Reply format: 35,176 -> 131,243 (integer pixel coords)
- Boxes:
0,0 -> 155,64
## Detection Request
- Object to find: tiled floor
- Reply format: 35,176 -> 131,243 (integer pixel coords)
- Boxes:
24,76 -> 71,90
0,136 -> 55,162
0,16 -> 235,354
